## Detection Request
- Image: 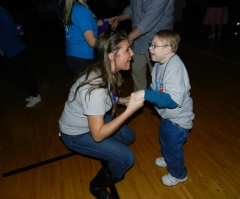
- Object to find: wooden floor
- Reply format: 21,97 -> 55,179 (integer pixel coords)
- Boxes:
0,27 -> 240,199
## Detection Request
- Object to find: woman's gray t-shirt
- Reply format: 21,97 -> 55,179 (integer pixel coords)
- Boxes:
59,74 -> 112,135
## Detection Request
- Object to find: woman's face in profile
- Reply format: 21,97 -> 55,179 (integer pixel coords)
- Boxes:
112,39 -> 134,73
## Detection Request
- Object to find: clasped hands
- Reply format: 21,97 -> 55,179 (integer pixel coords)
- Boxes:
118,90 -> 145,109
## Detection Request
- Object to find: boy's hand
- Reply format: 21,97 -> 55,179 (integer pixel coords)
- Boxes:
134,90 -> 145,100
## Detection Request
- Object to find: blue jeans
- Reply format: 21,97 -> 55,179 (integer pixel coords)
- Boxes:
60,114 -> 135,179
159,118 -> 189,179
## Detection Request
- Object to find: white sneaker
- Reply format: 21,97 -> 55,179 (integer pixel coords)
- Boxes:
155,157 -> 167,167
162,173 -> 187,186
26,94 -> 41,102
26,95 -> 41,107
25,96 -> 31,101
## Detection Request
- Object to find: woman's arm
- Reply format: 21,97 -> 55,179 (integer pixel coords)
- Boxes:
83,30 -> 96,47
88,93 -> 144,142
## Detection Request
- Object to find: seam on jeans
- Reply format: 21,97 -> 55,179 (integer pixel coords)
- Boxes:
68,134 -> 128,165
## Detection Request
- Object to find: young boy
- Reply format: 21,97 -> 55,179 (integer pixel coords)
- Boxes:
135,30 -> 194,186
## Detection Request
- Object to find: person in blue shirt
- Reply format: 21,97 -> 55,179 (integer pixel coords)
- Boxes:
0,6 -> 41,107
109,0 -> 175,92
63,0 -> 109,76
134,30 -> 195,186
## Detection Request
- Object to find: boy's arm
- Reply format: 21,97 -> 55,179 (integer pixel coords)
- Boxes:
144,88 -> 178,109
146,86 -> 153,91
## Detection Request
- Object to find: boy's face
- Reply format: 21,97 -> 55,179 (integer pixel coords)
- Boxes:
149,36 -> 170,64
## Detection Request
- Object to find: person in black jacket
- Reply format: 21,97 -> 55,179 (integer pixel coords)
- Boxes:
0,6 -> 41,107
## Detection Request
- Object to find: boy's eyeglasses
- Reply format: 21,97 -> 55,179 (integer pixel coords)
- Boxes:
149,43 -> 170,49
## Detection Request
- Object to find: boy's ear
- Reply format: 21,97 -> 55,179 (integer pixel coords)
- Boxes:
108,52 -> 115,61
165,45 -> 172,54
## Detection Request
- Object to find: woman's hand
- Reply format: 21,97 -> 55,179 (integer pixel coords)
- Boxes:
125,92 -> 144,115
97,19 -> 103,27
119,90 -> 145,107
118,96 -> 130,106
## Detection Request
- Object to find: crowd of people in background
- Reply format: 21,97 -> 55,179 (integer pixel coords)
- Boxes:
0,0 -> 239,48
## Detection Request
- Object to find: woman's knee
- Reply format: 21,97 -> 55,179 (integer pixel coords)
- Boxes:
119,126 -> 136,145
123,149 -> 135,169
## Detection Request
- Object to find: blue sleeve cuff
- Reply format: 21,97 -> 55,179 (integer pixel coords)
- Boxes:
144,89 -> 178,109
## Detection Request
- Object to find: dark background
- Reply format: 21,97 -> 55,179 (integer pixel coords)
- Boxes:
0,0 -> 239,44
